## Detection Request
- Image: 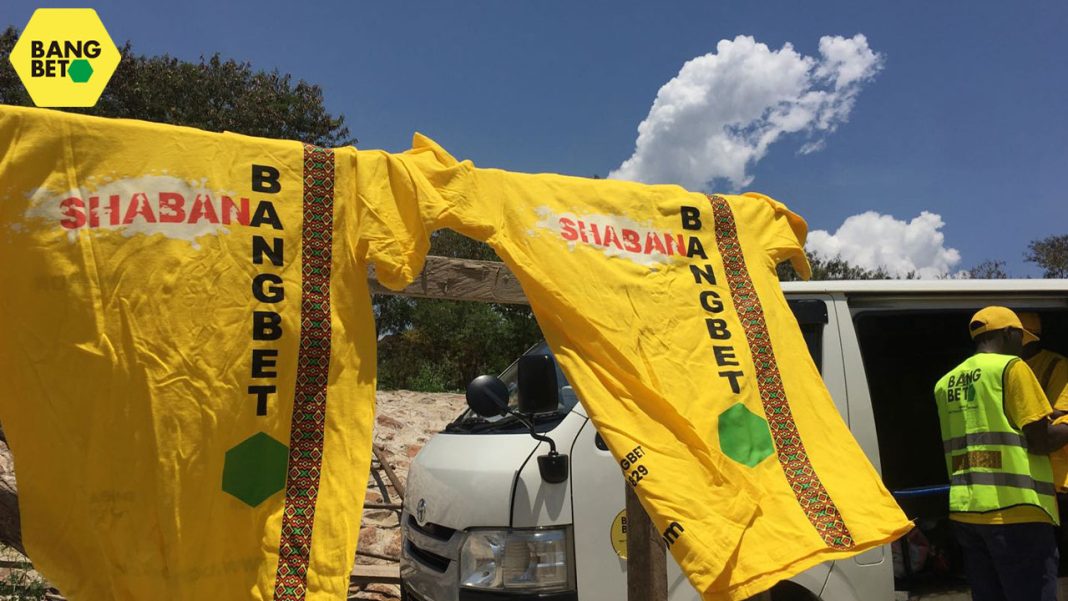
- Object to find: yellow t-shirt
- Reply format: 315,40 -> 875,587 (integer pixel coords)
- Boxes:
1021,350 -> 1068,493
1042,348 -> 1068,488
950,358 -> 1055,525
1052,412 -> 1068,492
1040,349 -> 1068,489
405,135 -> 912,601
0,106 -> 427,600
1028,349 -> 1068,407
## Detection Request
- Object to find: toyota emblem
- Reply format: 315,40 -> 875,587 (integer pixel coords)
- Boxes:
416,498 -> 427,523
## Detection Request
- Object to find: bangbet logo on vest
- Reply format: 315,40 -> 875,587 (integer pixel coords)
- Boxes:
8,9 -> 120,107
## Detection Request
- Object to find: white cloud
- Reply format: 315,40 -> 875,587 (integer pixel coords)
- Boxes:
609,34 -> 882,190
806,211 -> 962,278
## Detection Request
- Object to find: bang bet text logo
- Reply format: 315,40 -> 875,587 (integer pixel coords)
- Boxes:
8,9 -> 120,107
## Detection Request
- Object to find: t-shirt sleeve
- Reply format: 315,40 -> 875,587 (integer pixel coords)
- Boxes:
354,136 -> 479,291
404,134 -> 500,243
1004,359 -> 1054,429
1047,357 -> 1068,406
1054,378 -> 1068,412
740,192 -> 811,280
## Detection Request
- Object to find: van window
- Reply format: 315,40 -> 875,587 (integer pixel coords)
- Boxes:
854,311 -> 970,503
488,299 -> 827,416
496,342 -> 578,414
448,300 -> 827,434
788,299 -> 827,373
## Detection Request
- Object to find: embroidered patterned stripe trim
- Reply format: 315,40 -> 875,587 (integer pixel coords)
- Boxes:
274,145 -> 335,601
707,194 -> 855,550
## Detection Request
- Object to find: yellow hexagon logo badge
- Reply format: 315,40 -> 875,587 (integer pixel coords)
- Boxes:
8,9 -> 121,107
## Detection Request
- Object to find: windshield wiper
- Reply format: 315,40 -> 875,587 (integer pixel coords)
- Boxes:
469,414 -> 524,432
462,412 -> 564,434
444,413 -> 485,433
444,405 -> 572,434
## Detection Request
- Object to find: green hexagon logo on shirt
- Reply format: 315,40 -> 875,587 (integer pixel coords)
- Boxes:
222,432 -> 288,507
718,403 -> 774,467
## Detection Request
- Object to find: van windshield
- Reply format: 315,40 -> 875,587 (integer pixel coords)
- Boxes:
445,300 -> 828,434
445,342 -> 579,434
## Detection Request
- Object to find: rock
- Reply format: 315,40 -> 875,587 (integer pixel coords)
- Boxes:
350,390 -> 467,600
376,415 -> 404,429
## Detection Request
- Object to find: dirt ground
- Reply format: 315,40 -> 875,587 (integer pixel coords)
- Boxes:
352,390 -> 468,600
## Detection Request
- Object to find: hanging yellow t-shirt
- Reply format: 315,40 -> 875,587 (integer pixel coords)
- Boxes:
0,106 -> 428,600
405,135 -> 912,600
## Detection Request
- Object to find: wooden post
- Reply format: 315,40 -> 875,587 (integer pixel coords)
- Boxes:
371,444 -> 405,500
625,484 -> 668,601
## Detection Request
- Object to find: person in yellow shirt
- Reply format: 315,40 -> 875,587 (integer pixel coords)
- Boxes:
1020,312 -> 1068,404
934,307 -> 1068,601
1020,312 -> 1068,566
1019,312 -> 1068,489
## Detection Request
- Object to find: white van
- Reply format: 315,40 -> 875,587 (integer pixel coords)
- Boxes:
398,280 -> 1068,601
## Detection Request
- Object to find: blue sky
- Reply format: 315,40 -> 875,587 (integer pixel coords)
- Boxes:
5,1 -> 1067,276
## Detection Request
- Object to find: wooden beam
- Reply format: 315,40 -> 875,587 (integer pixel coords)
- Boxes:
625,484 -> 668,601
355,548 -> 399,562
361,502 -> 403,511
368,256 -> 528,305
350,563 -> 401,586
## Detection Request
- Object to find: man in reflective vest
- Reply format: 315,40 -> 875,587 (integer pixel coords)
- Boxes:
935,306 -> 1068,601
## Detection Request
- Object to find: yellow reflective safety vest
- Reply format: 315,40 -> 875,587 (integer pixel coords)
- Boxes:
935,353 -> 1059,524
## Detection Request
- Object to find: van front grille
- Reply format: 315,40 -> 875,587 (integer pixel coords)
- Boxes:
406,539 -> 450,573
407,515 -> 457,541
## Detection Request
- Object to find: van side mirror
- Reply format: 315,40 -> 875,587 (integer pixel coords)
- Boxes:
517,354 -> 569,483
465,375 -> 509,418
465,355 -> 569,484
518,354 -> 559,415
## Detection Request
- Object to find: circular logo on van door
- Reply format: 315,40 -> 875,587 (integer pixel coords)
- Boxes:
610,509 -> 627,560
416,498 -> 427,523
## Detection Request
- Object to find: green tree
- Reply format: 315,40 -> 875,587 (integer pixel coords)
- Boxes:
965,259 -> 1009,279
0,27 -> 351,146
376,230 -> 541,391
777,253 -> 892,281
1026,234 -> 1068,278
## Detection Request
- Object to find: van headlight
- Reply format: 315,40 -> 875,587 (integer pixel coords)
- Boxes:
459,527 -> 574,592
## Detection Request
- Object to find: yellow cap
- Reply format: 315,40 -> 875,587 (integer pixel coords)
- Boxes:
969,306 -> 1039,344
1018,311 -> 1043,336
